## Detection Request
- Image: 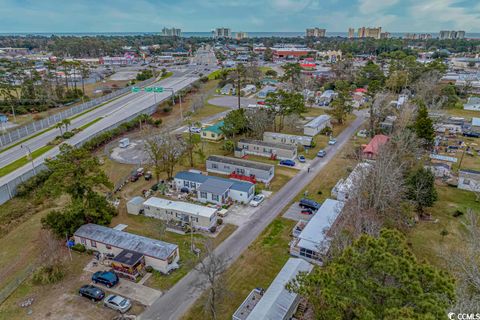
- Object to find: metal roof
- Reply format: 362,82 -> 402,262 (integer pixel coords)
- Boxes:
174,171 -> 254,192
207,155 -> 274,171
74,224 -> 177,261
238,138 -> 297,151
297,199 -> 344,253
128,196 -> 145,206
304,115 -> 331,128
472,117 -> 480,127
198,178 -> 233,195
142,197 -> 217,218
246,258 -> 313,320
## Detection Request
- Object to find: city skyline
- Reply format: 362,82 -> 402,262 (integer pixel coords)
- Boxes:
0,0 -> 479,33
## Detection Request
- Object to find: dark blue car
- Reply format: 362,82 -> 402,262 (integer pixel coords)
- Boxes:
92,271 -> 119,288
280,159 -> 295,167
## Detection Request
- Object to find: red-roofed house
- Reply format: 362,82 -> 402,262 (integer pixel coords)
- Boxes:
354,88 -> 367,93
362,134 -> 389,159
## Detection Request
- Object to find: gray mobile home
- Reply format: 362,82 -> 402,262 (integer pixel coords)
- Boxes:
206,155 -> 275,183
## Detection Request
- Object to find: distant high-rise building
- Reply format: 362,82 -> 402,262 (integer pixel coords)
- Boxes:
440,30 -> 466,40
357,27 -> 382,39
213,28 -> 232,39
161,27 -> 182,37
380,32 -> 390,39
348,28 -> 355,39
235,31 -> 248,40
306,28 -> 326,38
404,33 -> 432,40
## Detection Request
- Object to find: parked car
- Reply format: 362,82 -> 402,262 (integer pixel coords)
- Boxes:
328,138 -> 337,145
144,171 -> 152,181
280,159 -> 295,167
250,194 -> 265,207
79,285 -> 105,302
317,150 -> 327,158
299,198 -> 321,211
92,271 -> 119,288
463,131 -> 480,138
189,127 -> 202,134
104,295 -> 132,313
297,155 -> 306,163
301,208 -> 314,215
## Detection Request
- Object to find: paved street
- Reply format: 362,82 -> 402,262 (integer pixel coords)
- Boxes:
0,51 -> 218,192
140,110 -> 367,320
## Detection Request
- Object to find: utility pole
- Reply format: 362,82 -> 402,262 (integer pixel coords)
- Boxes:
21,144 -> 36,174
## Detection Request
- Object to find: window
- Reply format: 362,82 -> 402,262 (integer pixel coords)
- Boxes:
200,192 -> 208,199
203,132 -> 206,136
463,179 -> 471,185
90,240 -> 97,248
80,237 -> 86,245
212,163 -> 218,169
183,180 -> 189,186
212,133 -> 216,138
212,194 -> 219,201
224,165 -> 230,170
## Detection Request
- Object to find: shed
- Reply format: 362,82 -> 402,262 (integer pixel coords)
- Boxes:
127,196 -> 145,215
201,121 -> 225,141
362,134 -> 389,159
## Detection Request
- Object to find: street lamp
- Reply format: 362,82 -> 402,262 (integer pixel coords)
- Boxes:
21,144 -> 36,174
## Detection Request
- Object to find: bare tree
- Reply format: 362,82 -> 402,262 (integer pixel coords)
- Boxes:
194,241 -> 230,320
445,210 -> 480,312
144,132 -> 185,181
245,108 -> 274,139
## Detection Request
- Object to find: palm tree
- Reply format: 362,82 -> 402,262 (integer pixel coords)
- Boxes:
62,118 -> 71,132
55,121 -> 63,135
80,63 -> 90,96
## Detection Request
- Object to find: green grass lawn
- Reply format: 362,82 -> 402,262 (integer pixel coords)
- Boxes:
0,145 -> 54,178
188,103 -> 229,123
78,117 -> 103,130
181,218 -> 295,320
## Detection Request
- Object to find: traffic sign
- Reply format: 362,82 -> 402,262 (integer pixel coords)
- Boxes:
131,86 -> 164,93
153,87 -> 164,93
144,87 -> 154,93
131,87 -> 141,93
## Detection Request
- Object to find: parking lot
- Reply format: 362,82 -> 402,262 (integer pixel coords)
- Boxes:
282,202 -> 317,222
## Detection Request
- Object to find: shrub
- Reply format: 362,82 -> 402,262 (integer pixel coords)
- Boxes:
453,210 -> 464,217
209,225 -> 217,233
16,170 -> 52,197
320,126 -> 333,135
217,218 -> 223,226
62,131 -> 75,139
71,243 -> 86,252
32,264 -> 65,285
200,76 -> 208,83
145,266 -> 154,273
163,106 -> 172,113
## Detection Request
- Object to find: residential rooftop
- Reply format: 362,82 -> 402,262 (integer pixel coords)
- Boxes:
304,114 -> 331,128
238,138 -> 297,151
74,224 -> 178,261
175,171 -> 254,193
207,155 -> 274,171
142,197 -> 217,218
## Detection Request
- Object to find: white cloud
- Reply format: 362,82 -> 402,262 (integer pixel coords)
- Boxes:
268,0 -> 312,12
358,0 -> 399,15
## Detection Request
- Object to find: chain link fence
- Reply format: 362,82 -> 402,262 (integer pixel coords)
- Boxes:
0,263 -> 36,305
0,77 -> 156,148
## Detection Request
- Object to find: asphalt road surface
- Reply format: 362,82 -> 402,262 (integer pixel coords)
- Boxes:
0,51 -> 218,188
140,110 -> 367,320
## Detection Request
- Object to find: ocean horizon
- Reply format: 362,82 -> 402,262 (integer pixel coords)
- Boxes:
1,31 -> 480,39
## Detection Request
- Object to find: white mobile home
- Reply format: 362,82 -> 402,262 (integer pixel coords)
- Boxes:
303,115 -> 331,136
236,139 -> 297,160
174,171 -> 255,205
74,224 -> 179,274
458,169 -> 480,192
331,163 -> 372,201
206,155 -> 275,183
290,199 -> 344,265
232,258 -> 313,320
263,132 -> 313,147
464,97 -> 480,111
143,197 -> 217,230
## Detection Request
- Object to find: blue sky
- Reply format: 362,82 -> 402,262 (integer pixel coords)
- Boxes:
0,0 -> 479,33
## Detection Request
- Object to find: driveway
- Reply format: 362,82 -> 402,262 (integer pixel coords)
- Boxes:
140,110 -> 367,320
282,202 -> 316,222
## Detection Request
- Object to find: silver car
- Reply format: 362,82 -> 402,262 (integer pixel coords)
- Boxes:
104,294 -> 132,313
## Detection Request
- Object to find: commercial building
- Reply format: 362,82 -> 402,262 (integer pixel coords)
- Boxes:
331,162 -> 372,201
232,258 -> 313,320
236,32 -> 248,40
440,30 -> 465,40
201,121 -> 225,141
236,139 -> 297,160
316,50 -> 342,62
161,27 -> 182,37
306,28 -> 326,38
74,224 -> 179,274
263,132 -> 313,147
142,197 -> 218,231
290,199 -> 345,264
271,47 -> 316,60
348,28 -> 355,39
303,114 -> 332,136
174,171 -> 255,205
206,155 -> 275,183
213,28 -> 232,39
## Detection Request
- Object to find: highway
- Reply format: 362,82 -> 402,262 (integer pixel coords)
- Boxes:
0,50 -> 217,189
140,110 -> 367,320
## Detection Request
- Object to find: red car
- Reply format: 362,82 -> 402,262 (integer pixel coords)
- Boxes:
301,208 -> 314,215
257,101 -> 265,105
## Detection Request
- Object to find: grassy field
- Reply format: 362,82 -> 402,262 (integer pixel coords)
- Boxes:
181,218 -> 295,320
407,185 -> 480,268
188,103 -> 229,123
0,145 -> 54,178
78,117 -> 103,130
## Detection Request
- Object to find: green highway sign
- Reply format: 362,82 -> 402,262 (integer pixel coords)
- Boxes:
131,86 -> 164,93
